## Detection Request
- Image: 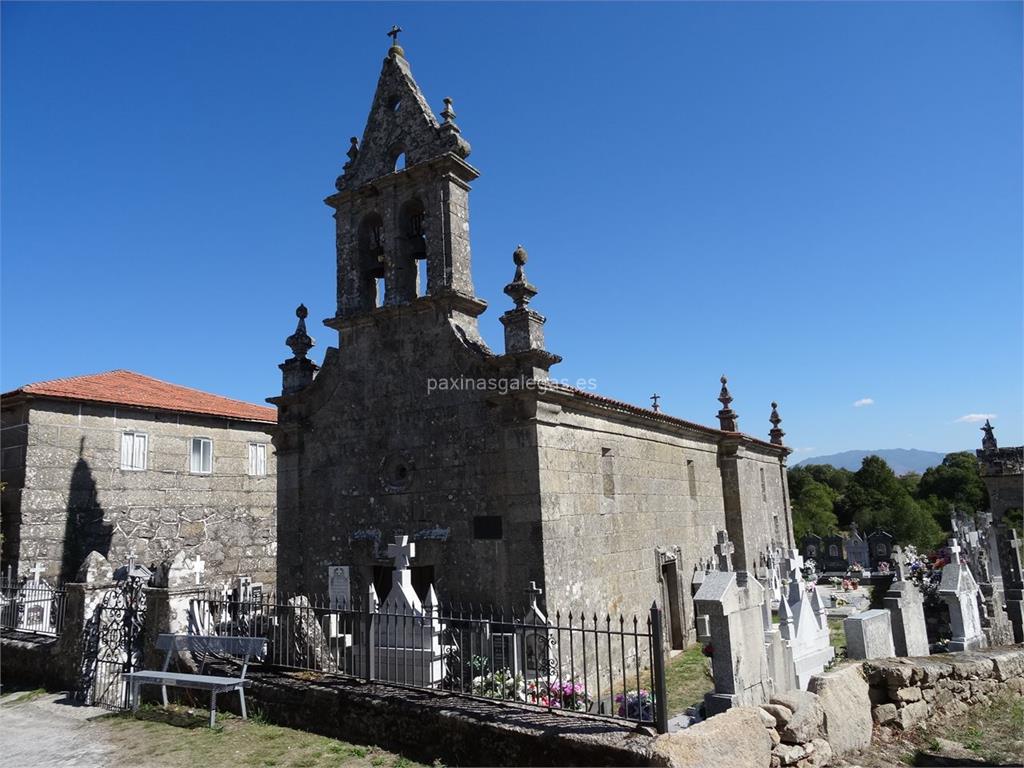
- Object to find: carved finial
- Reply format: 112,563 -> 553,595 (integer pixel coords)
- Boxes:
769,401 -> 785,445
504,244 -> 537,310
981,419 -> 997,451
346,137 -> 359,165
717,375 -> 739,432
650,394 -> 661,412
285,303 -> 315,360
441,97 -> 456,124
386,25 -> 404,57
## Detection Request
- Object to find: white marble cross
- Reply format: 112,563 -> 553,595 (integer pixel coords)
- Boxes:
28,562 -> 45,584
947,538 -> 962,565
1009,530 -> 1023,573
386,535 -> 415,570
782,548 -> 804,580
191,556 -> 206,586
714,530 -> 734,572
524,580 -> 543,608
891,546 -> 909,580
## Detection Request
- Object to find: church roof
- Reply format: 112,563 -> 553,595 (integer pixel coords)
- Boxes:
546,383 -> 788,453
3,370 -> 277,424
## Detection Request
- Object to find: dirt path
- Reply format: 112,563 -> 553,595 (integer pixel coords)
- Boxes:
0,691 -> 113,768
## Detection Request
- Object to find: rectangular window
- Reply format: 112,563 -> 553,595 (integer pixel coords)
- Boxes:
759,467 -> 768,503
120,431 -> 148,471
686,459 -> 697,500
190,437 -> 213,474
473,515 -> 503,540
601,447 -> 615,499
248,442 -> 267,476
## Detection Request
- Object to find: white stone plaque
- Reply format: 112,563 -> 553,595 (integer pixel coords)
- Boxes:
328,565 -> 351,609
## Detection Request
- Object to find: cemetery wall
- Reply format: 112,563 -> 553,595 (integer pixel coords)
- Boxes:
864,647 -> 1024,730
5,400 -> 276,586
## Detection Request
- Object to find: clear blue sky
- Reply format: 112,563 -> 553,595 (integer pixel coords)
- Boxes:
3,1 -> 1021,458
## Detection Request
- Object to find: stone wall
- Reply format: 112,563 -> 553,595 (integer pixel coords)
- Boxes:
0,401 -> 29,569
864,647 -> 1024,730
2,399 -> 276,586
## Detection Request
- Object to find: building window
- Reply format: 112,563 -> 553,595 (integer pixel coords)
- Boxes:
190,437 -> 213,474
248,443 -> 268,476
473,515 -> 503,540
120,431 -> 147,471
759,467 -> 768,503
686,459 -> 697,500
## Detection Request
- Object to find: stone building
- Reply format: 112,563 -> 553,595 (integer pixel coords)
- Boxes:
1,370 -> 277,587
977,420 -> 1023,524
272,35 -> 795,645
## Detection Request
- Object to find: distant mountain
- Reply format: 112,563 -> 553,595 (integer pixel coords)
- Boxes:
794,449 -> 949,475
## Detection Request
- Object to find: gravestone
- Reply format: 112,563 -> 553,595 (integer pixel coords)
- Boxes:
287,594 -> 339,672
938,538 -> 986,652
1003,528 -> 1024,643
693,531 -> 773,715
801,534 -> 823,563
821,535 -> 848,573
846,525 -> 869,571
328,565 -> 351,609
844,609 -> 895,660
883,546 -> 929,656
16,563 -> 56,633
367,534 -> 444,686
777,549 -> 834,689
867,530 -> 894,569
76,551 -> 114,585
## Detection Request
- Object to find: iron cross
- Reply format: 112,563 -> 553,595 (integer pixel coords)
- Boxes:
650,393 -> 661,412
387,25 -> 402,44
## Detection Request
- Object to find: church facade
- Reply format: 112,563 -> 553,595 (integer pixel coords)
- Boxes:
272,37 -> 795,645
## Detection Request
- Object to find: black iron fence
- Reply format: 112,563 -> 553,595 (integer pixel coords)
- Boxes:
0,577 -> 67,636
188,592 -> 669,732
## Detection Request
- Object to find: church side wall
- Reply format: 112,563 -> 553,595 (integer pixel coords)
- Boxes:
732,448 -> 792,572
12,400 -> 276,586
534,408 -> 728,644
0,402 -> 29,576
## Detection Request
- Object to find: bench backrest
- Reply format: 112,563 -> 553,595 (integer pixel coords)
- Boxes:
156,633 -> 266,657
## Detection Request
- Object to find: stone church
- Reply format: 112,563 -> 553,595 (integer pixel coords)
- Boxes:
272,34 -> 795,645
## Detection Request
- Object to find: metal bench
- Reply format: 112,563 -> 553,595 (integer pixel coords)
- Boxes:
122,634 -> 266,727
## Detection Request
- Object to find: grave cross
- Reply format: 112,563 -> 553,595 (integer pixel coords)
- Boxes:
191,556 -> 206,586
524,581 -> 543,609
28,562 -> 45,584
714,530 -> 735,572
1009,529 -> 1023,576
783,548 -> 804,578
947,538 -> 962,565
891,546 -> 909,581
386,535 -> 415,570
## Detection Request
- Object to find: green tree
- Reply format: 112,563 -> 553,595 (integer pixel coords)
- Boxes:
917,451 -> 989,530
791,478 -> 839,541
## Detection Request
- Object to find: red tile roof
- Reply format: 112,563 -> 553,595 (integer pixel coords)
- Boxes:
3,370 -> 276,424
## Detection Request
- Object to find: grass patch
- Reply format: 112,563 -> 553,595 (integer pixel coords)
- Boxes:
662,645 -> 713,716
1,688 -> 47,706
938,693 -> 1024,765
827,618 -> 845,650
92,703 -> 431,768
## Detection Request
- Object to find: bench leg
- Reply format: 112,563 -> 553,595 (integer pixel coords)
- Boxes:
238,687 -> 247,720
209,692 -> 217,728
161,685 -> 168,708
131,682 -> 140,713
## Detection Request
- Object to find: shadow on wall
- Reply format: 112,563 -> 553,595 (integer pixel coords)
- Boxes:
60,436 -> 113,581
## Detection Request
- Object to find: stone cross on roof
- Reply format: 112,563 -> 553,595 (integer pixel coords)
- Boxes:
191,555 -> 206,586
387,25 -> 402,43
947,538 -> 962,565
28,562 -> 45,584
387,535 -> 416,571
714,530 -> 735,572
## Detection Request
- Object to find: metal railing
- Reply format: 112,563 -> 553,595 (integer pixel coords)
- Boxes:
188,591 -> 669,732
0,577 -> 67,636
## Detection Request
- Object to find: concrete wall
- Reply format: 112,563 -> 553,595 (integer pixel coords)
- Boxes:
2,399 -> 276,586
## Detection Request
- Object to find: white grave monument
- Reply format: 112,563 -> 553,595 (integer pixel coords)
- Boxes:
777,548 -> 834,689
16,562 -> 56,633
938,538 -> 986,652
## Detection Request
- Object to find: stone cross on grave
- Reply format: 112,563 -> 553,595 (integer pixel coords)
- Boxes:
714,530 -> 735,572
525,581 -> 543,610
1009,530 -> 1024,583
191,556 -> 206,586
387,535 -> 416,571
947,538 -> 962,565
891,546 -> 909,581
783,548 -> 804,581
28,562 -> 45,584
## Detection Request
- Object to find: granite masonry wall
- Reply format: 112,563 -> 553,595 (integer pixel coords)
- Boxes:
0,399 -> 276,586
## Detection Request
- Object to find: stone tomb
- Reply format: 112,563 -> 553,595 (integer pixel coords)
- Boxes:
776,550 -> 834,689
16,562 -> 56,633
938,539 -> 986,652
694,532 -> 773,715
844,609 -> 895,660
353,535 -> 444,686
882,547 -> 929,657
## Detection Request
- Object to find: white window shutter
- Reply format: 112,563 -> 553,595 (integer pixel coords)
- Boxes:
257,444 -> 266,475
132,434 -> 146,470
121,433 -> 132,469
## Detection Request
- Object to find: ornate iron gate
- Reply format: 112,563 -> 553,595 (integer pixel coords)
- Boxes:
76,575 -> 148,710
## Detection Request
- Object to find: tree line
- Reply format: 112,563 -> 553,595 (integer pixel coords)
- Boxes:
787,452 -> 990,551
